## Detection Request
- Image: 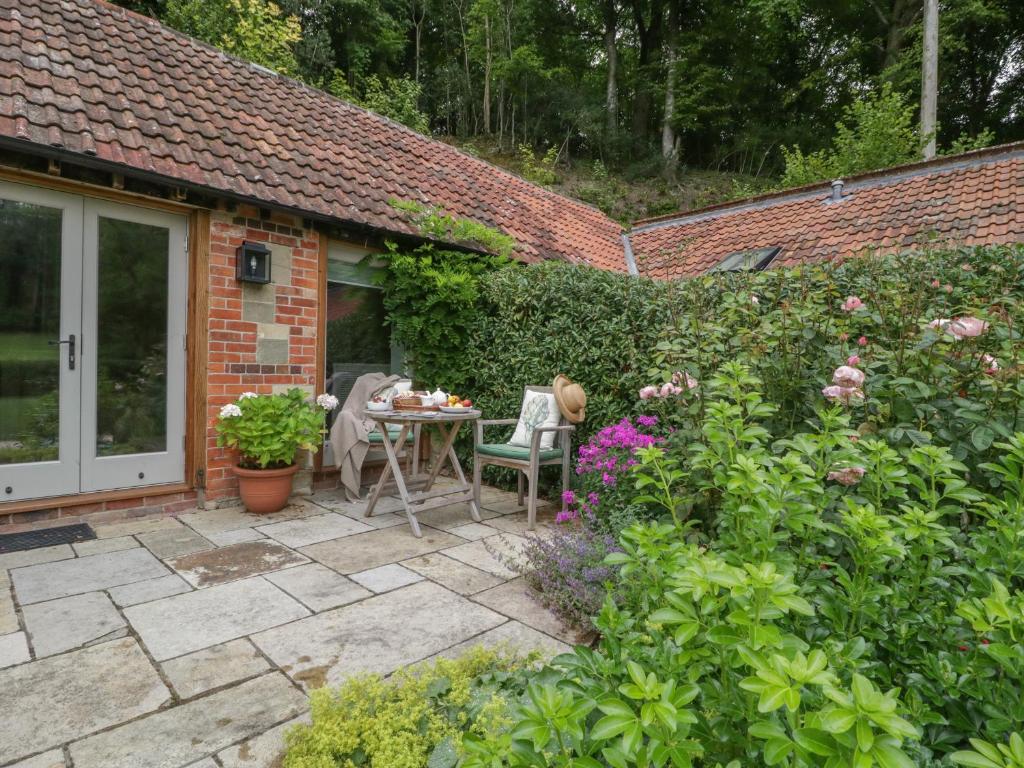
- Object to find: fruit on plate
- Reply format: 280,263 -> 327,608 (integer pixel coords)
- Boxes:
445,395 -> 473,408
462,399 -> 472,407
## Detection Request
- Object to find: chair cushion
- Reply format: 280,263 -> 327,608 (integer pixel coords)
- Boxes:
508,389 -> 561,449
477,443 -> 563,462
368,427 -> 414,444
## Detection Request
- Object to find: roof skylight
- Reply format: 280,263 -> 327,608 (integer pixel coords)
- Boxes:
708,246 -> 781,273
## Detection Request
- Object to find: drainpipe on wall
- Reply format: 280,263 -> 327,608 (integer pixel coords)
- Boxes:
622,233 -> 639,276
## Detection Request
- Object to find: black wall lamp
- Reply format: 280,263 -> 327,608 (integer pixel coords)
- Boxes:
236,241 -> 272,283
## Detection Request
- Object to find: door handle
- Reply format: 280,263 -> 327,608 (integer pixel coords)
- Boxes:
48,334 -> 76,370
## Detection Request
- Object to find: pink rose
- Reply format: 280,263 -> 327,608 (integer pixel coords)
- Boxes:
947,316 -> 988,340
638,386 -> 658,400
841,296 -> 864,312
930,279 -> 940,288
945,284 -> 953,294
833,365 -> 865,388
928,318 -> 951,332
857,336 -> 868,347
751,295 -> 759,305
846,354 -> 860,366
822,385 -> 865,405
838,332 -> 849,342
982,354 -> 999,374
659,382 -> 681,398
828,466 -> 866,486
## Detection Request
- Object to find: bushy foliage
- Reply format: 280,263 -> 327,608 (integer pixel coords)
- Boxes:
462,365 -> 1024,765
517,144 -> 559,186
214,388 -> 335,468
283,647 -> 534,768
329,75 -> 431,134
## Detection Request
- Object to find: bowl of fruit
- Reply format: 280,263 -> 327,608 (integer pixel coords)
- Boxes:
439,395 -> 474,414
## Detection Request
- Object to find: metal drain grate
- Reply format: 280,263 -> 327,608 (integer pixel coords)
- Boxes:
0,523 -> 96,554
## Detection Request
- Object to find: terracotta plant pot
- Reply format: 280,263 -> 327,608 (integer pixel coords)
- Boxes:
233,463 -> 299,514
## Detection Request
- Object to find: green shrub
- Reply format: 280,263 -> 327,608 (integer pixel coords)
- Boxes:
461,365 -> 1024,765
282,647 -> 534,768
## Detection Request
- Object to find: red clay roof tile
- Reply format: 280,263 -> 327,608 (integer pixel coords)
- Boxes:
1,0 -> 626,271
629,146 -> 1024,279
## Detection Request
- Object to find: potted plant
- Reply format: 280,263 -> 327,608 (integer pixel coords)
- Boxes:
214,389 -> 338,513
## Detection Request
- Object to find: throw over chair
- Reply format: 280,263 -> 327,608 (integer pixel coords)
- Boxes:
472,379 -> 585,530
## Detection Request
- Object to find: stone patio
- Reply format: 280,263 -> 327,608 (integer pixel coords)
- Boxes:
0,484 -> 581,768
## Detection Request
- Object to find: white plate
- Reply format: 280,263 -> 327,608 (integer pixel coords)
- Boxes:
366,402 -> 391,411
439,406 -> 472,414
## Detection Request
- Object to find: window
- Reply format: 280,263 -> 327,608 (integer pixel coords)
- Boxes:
708,246 -> 781,273
323,245 -> 403,429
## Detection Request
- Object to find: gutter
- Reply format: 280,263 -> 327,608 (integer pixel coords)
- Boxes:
621,232 -> 639,276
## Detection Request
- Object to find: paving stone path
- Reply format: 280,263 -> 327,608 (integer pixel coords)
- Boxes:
0,485 -> 582,768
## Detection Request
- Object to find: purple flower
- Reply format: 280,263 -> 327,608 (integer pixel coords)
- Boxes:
561,489 -> 576,506
637,415 -> 658,427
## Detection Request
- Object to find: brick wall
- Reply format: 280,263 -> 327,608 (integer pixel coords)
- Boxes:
204,206 -> 320,503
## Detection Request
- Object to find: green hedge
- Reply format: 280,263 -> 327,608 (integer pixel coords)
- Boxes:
383,243 -> 1024,479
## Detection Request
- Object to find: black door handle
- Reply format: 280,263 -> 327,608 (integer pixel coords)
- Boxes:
48,334 -> 76,370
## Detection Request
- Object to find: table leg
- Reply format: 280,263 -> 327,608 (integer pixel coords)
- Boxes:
443,422 -> 482,522
364,423 -> 405,519
422,422 -> 460,492
375,423 -> 421,537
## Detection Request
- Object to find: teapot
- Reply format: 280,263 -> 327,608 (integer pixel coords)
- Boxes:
431,387 -> 448,406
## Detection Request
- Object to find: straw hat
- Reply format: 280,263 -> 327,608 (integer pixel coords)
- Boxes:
553,374 -> 587,424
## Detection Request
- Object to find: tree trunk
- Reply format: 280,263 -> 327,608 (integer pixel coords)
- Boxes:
921,0 -> 938,158
483,13 -> 492,134
604,0 -> 618,137
661,0 -> 679,174
629,0 -> 665,147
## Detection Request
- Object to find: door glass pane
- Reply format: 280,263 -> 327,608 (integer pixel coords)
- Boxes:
96,217 -> 169,456
324,282 -> 392,427
0,199 -> 62,465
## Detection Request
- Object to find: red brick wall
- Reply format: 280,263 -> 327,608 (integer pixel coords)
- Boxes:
204,207 -> 320,502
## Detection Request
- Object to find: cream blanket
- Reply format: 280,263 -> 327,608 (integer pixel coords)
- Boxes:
329,373 -> 400,501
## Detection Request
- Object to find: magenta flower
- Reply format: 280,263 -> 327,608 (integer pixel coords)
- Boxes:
636,415 -> 658,427
555,509 -> 579,523
828,466 -> 866,486
561,489 -> 577,506
841,296 -> 864,312
833,365 -> 865,388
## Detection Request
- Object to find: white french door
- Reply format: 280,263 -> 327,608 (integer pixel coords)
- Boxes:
0,182 -> 187,502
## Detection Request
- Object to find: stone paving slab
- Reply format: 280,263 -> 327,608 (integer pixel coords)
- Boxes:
252,580 -> 506,691
137,526 -> 215,559
91,516 -> 182,540
12,547 -> 169,605
337,509 -> 407,529
0,577 -> 18,635
160,638 -> 270,700
263,563 -> 371,612
0,637 -> 169,761
256,512 -> 373,548
300,525 -> 466,575
441,534 -> 527,579
445,522 -> 502,540
178,502 -> 319,537
108,573 -> 193,607
68,672 -> 307,768
430,619 -> 572,662
401,553 -> 504,595
472,578 -> 589,645
350,563 -> 424,593
168,540 -> 309,588
23,592 -> 126,657
125,576 -> 309,661
0,544 -> 73,571
413,502 -> 501,531
0,630 -> 30,668
485,509 -> 559,536
205,527 -> 265,547
217,713 -> 310,768
7,750 -> 66,768
72,535 -> 139,557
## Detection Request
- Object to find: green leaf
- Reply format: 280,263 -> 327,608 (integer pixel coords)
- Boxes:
794,728 -> 837,756
427,737 -> 458,768
873,744 -> 916,768
820,707 -> 858,734
592,714 -> 634,741
764,738 -> 793,765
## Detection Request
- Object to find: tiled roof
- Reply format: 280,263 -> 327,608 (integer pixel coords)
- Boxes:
0,0 -> 627,271
628,145 -> 1024,280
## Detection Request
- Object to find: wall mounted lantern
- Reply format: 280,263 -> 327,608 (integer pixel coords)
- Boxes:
236,241 -> 272,283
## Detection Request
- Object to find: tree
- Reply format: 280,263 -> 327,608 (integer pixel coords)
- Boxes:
165,0 -> 301,77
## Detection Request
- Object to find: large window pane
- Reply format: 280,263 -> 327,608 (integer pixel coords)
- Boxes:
324,283 -> 393,417
95,216 -> 169,456
0,200 -> 62,465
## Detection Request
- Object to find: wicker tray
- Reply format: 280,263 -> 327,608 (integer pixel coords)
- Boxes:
392,400 -> 440,412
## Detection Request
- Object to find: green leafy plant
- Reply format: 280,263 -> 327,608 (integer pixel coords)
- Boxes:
214,388 -> 335,468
